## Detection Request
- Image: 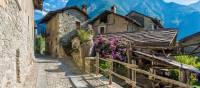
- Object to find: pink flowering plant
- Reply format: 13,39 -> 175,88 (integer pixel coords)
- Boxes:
94,35 -> 128,62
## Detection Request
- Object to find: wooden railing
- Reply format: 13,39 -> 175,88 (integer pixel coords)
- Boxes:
95,53 -> 190,88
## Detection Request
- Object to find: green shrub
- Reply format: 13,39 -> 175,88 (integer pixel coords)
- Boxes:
99,60 -> 109,77
175,55 -> 200,69
169,69 -> 179,80
171,55 -> 200,86
77,29 -> 90,44
35,36 -> 45,54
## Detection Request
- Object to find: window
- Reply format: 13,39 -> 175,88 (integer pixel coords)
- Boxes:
76,21 -> 81,30
100,16 -> 108,23
154,24 -> 158,30
99,27 -> 105,34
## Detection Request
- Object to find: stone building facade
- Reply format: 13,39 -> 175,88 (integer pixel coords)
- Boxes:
126,11 -> 163,31
90,6 -> 163,34
0,0 -> 41,88
90,10 -> 142,34
41,7 -> 88,58
89,6 -> 144,34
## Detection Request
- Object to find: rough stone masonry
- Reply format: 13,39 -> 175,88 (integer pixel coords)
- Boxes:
0,0 -> 35,88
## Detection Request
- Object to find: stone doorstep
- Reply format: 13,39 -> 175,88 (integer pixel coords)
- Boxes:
69,76 -> 88,88
69,74 -> 122,88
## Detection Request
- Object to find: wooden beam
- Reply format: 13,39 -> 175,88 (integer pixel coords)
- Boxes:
132,68 -> 189,87
191,45 -> 200,53
96,53 -> 100,75
111,71 -> 136,87
108,58 -> 113,85
99,58 -> 138,68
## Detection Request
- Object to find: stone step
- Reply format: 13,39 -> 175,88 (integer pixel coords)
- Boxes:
69,76 -> 89,88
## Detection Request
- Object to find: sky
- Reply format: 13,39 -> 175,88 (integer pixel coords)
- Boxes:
34,0 -> 200,20
164,0 -> 199,5
34,0 -> 69,20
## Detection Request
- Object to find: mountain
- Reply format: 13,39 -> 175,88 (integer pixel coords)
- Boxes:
190,1 -> 200,11
65,0 -> 200,40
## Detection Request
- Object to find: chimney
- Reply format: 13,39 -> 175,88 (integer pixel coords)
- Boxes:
82,4 -> 87,14
111,5 -> 117,13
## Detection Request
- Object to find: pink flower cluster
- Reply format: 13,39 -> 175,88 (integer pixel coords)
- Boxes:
94,35 -> 128,62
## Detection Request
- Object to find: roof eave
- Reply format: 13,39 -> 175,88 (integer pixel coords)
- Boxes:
34,0 -> 43,10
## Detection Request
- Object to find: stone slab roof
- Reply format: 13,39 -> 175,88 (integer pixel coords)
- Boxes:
89,10 -> 142,27
40,6 -> 89,23
106,30 -> 177,48
180,32 -> 200,43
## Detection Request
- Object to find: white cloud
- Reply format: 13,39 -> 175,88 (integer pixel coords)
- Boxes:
60,0 -> 68,3
44,2 -> 50,7
164,0 -> 199,5
42,11 -> 47,16
35,10 -> 43,14
35,10 -> 47,16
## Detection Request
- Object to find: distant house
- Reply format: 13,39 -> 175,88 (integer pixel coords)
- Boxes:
41,6 -> 88,58
89,6 -> 142,34
180,32 -> 200,57
126,11 -> 163,31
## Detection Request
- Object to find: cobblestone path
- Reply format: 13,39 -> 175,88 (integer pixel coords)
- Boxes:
23,55 -> 122,88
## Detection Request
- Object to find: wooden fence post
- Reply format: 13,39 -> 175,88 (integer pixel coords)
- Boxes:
127,42 -> 132,78
109,56 -> 113,85
96,53 -> 99,75
132,60 -> 136,84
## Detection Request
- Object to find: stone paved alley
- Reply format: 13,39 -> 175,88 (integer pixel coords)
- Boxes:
22,55 -> 121,88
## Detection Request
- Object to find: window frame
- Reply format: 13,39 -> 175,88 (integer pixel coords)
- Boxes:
98,26 -> 106,34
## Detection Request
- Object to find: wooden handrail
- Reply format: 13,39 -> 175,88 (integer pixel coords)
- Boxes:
99,58 -> 138,68
96,56 -> 189,88
111,71 -> 136,86
132,68 -> 188,87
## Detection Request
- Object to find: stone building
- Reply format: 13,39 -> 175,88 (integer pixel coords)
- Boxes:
0,0 -> 42,88
126,11 -> 163,31
90,6 -> 142,34
41,6 -> 88,58
180,32 -> 200,57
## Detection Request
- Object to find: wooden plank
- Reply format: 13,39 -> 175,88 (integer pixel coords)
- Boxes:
134,51 -> 200,74
132,68 -> 188,87
96,53 -> 100,75
99,58 -> 110,62
169,32 -> 177,46
97,53 -> 188,87
131,60 -> 136,88
95,65 -> 108,72
109,59 -> 113,85
99,58 -> 138,68
111,71 -> 136,86
111,59 -> 138,68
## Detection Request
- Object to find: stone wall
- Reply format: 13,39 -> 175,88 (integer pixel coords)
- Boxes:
85,57 -> 96,73
0,0 -> 35,88
71,38 -> 96,73
45,14 -> 61,57
46,10 -> 87,58
143,16 -> 155,31
92,13 -> 141,34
